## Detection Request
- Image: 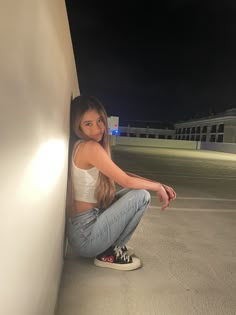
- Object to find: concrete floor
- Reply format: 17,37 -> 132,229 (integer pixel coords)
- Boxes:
55,145 -> 236,315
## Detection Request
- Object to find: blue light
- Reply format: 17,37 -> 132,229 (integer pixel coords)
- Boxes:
111,129 -> 120,135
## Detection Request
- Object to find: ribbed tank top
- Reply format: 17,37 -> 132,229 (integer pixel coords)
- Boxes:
71,141 -> 99,203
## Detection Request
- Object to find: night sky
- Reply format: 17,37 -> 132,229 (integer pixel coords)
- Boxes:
65,1 -> 236,126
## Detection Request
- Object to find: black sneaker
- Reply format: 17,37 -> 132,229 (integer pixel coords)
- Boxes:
120,245 -> 134,256
94,246 -> 141,271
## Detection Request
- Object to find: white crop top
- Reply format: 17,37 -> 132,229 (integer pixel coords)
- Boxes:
71,141 -> 99,203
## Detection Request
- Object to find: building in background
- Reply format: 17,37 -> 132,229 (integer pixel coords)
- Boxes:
118,125 -> 175,139
174,108 -> 236,143
112,108 -> 236,143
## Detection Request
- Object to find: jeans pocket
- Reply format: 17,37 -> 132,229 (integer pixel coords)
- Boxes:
79,215 -> 97,234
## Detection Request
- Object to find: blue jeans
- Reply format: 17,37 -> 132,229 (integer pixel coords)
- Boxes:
66,189 -> 151,257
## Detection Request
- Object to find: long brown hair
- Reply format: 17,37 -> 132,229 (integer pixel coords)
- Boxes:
68,95 -> 116,210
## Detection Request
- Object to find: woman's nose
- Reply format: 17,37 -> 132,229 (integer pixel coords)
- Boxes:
95,122 -> 102,130
91,124 -> 100,133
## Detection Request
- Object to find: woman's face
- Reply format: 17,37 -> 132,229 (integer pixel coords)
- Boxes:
79,109 -> 105,142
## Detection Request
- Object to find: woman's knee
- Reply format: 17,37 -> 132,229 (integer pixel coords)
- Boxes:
130,189 -> 151,207
140,189 -> 151,206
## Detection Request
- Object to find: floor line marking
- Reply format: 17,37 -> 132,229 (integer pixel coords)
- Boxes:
149,206 -> 236,213
151,196 -> 236,202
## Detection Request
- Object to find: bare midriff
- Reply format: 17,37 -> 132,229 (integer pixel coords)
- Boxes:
70,200 -> 98,216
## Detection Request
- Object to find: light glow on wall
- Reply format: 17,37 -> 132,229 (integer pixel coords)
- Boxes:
22,139 -> 66,195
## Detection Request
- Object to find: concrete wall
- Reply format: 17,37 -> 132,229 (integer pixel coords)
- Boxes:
200,142 -> 236,154
224,119 -> 236,143
114,136 -> 198,150
111,136 -> 236,154
0,1 -> 79,315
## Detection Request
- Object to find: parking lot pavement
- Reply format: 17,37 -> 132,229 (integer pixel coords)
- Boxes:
56,146 -> 236,315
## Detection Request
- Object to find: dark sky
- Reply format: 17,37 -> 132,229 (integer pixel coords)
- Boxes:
65,0 -> 236,126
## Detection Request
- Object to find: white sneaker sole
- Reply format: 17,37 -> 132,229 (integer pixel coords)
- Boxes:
94,256 -> 142,271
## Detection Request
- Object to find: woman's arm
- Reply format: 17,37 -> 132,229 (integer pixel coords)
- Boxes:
126,172 -> 176,201
80,141 -> 176,209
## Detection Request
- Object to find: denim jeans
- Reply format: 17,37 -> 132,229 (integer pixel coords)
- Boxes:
66,188 -> 151,257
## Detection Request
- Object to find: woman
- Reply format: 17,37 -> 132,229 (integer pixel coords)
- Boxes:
66,95 -> 176,271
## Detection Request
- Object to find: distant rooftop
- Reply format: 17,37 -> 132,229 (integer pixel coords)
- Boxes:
224,108 -> 236,115
175,107 -> 236,124
119,119 -> 174,129
119,108 -> 236,129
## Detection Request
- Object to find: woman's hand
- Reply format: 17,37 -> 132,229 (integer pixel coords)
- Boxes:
157,184 -> 177,210
161,184 -> 177,201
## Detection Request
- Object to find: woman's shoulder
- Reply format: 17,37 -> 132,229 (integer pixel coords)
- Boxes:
82,141 -> 105,160
74,139 -> 94,151
74,139 -> 84,146
74,140 -> 101,156
83,140 -> 101,149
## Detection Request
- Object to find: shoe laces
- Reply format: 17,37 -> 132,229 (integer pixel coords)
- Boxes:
113,245 -> 131,262
120,245 -> 128,252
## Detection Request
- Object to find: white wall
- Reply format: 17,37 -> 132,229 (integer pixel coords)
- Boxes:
0,1 -> 79,314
